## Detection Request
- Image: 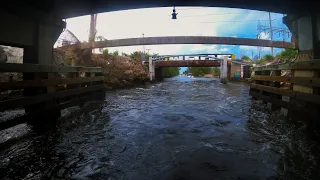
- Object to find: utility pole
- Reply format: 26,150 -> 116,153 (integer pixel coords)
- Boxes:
89,14 -> 98,54
89,14 -> 98,43
142,33 -> 145,55
146,48 -> 151,55
268,12 -> 274,57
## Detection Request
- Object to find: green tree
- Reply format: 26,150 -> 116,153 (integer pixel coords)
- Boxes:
241,55 -> 251,60
121,52 -> 128,56
112,50 -> 119,56
188,67 -> 212,77
103,49 -> 109,56
130,51 -> 141,61
212,67 -> 220,76
275,49 -> 298,62
258,54 -> 273,64
163,67 -> 180,77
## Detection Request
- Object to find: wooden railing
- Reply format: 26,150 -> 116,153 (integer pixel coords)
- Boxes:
250,60 -> 320,117
0,63 -> 105,130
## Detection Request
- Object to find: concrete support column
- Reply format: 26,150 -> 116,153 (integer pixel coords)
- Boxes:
149,57 -> 155,81
24,19 -> 65,65
0,12 -> 65,119
284,13 -> 320,120
284,14 -> 320,92
220,56 -> 228,84
0,11 -> 65,65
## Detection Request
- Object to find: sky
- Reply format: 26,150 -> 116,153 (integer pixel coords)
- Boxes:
63,7 -> 291,61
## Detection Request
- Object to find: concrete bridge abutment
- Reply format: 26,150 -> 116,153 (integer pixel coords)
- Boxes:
220,56 -> 228,84
0,11 -> 65,120
0,11 -> 65,65
283,13 -> 320,118
148,57 -> 155,81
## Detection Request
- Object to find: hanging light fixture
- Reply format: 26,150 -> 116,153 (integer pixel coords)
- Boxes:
171,6 -> 178,19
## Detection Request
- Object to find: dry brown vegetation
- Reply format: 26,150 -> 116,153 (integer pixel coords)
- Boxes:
53,48 -> 148,89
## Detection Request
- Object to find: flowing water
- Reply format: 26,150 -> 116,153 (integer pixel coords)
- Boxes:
0,76 -> 318,180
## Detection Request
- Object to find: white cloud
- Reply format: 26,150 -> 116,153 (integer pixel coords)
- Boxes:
219,48 -> 229,52
258,32 -> 269,40
239,45 -> 257,51
189,44 -> 216,53
64,7 -> 286,57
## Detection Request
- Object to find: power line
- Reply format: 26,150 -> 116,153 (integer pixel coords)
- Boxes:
177,7 -> 205,11
194,19 -> 275,24
179,11 -> 266,18
269,12 -> 274,56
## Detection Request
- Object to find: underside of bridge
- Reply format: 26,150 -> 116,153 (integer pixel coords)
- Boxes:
0,1 -> 320,66
1,0 -> 318,18
150,60 -> 233,81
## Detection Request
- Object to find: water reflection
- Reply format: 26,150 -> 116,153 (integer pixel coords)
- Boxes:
0,77 -> 319,180
0,101 -> 108,179
246,100 -> 320,180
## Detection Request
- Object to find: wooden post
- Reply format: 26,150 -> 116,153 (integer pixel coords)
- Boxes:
25,72 -> 61,128
23,72 -> 47,113
44,72 -> 60,118
85,72 -> 92,87
261,70 -> 270,104
250,70 -> 261,100
66,72 -> 80,89
270,70 -> 281,109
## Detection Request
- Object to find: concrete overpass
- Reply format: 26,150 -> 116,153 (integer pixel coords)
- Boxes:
154,60 -> 222,67
151,59 -> 248,82
67,36 -> 295,50
148,52 -> 251,82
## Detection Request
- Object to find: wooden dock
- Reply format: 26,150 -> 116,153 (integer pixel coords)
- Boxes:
0,63 -> 105,130
250,60 -> 320,119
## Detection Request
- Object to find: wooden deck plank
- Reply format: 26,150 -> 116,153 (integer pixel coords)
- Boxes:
250,83 -> 320,105
288,60 -> 320,70
249,91 -> 318,116
0,76 -> 104,91
0,93 -> 105,131
252,75 -> 320,87
253,60 -> 320,71
250,83 -> 294,96
0,85 -> 105,111
0,63 -> 102,73
253,63 -> 290,71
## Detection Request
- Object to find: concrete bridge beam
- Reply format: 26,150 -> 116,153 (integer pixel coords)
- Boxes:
283,13 -> 320,116
0,11 -> 65,65
284,13 -> 320,59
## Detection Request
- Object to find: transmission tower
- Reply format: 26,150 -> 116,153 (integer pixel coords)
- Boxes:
256,17 -> 291,58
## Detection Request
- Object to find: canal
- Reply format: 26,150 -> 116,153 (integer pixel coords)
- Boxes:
0,76 -> 318,180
